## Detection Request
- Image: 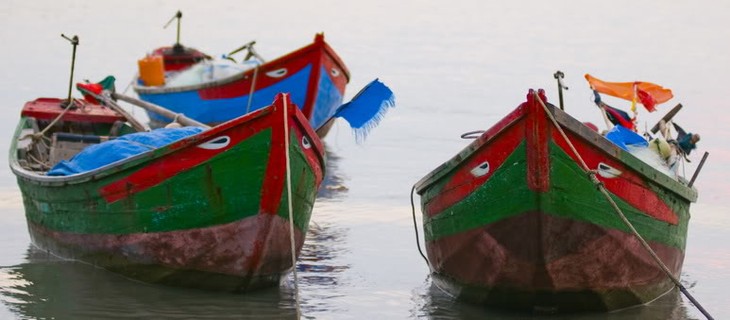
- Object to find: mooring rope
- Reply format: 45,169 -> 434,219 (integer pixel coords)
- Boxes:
410,185 -> 430,266
533,92 -> 714,320
282,94 -> 302,318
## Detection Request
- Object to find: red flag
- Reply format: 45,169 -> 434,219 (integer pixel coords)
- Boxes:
636,88 -> 657,112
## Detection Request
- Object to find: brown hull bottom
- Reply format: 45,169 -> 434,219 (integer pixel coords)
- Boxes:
426,211 -> 683,312
27,214 -> 305,292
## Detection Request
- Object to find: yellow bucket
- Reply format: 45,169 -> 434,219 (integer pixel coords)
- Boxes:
138,55 -> 165,86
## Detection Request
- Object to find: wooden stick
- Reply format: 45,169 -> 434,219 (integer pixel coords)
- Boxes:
111,92 -> 211,129
650,103 -> 683,134
96,95 -> 150,132
689,151 -> 709,188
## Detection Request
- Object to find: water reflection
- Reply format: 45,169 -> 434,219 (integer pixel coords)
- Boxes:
414,275 -> 696,320
317,144 -> 349,200
0,246 -> 299,319
296,219 -> 351,317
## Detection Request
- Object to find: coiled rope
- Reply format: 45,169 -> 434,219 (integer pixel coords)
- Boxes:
533,92 -> 713,320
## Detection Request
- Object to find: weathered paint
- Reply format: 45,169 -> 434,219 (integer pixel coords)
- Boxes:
10,94 -> 325,292
428,213 -> 681,312
135,33 -> 350,133
27,213 -> 305,292
21,98 -> 126,124
415,90 -> 695,312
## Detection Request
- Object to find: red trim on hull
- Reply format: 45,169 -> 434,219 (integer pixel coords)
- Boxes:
258,93 -> 324,215
99,110 -> 271,203
194,34 -> 349,122
424,121 -> 525,217
292,109 -> 325,186
525,90 -> 550,192
100,94 -> 325,206
196,53 -> 313,100
551,130 -> 678,224
259,103 -> 287,216
300,36 -> 325,119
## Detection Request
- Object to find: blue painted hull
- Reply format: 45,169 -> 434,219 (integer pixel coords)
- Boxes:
133,34 -> 350,134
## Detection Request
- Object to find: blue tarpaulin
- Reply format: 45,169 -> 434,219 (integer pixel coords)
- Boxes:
47,127 -> 204,176
605,125 -> 648,151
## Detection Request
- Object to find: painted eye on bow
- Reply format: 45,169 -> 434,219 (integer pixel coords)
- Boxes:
470,161 -> 490,177
597,162 -> 622,178
302,136 -> 312,149
331,68 -> 340,77
198,136 -> 230,150
265,68 -> 287,78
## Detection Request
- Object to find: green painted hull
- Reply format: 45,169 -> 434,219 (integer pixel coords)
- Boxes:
10,95 -> 325,291
415,91 -> 696,312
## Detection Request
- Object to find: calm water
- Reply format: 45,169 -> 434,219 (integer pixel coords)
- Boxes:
1,0 -> 729,319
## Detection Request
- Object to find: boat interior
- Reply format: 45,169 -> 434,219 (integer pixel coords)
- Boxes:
14,98 -> 136,173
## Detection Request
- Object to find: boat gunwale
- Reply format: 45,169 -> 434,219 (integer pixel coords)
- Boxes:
9,100 -> 325,187
414,98 -> 697,202
133,34 -> 350,95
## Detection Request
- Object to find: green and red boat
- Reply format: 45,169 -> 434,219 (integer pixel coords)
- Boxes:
414,89 -> 697,312
9,93 -> 325,292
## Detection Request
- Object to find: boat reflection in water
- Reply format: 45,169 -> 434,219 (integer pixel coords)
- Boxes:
413,275 -> 694,319
317,145 -> 349,200
298,144 -> 351,315
0,247 -> 299,319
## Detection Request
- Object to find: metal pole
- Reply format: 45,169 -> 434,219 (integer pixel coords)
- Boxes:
61,34 -> 79,108
176,11 -> 182,46
553,70 -> 568,111
164,11 -> 183,48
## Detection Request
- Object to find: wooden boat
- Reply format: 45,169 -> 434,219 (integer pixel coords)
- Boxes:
414,89 -> 697,312
9,93 -> 325,292
133,33 -> 350,136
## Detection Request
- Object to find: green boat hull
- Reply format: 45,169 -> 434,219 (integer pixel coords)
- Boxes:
10,94 -> 325,291
416,90 -> 696,312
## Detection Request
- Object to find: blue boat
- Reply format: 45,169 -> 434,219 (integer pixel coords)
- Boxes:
133,34 -> 350,136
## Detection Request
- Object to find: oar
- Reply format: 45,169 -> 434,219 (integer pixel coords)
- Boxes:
317,78 -> 395,142
77,87 -> 150,132
98,95 -> 150,132
111,92 -> 211,129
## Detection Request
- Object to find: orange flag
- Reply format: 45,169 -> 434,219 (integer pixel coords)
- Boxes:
584,74 -> 673,112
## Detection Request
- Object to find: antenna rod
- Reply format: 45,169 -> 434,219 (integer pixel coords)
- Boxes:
164,11 -> 183,47
176,11 -> 181,45
61,34 -> 79,108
